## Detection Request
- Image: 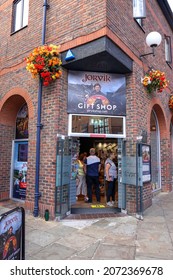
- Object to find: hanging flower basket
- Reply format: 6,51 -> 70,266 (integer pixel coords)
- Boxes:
168,95 -> 173,110
25,44 -> 62,86
141,69 -> 168,93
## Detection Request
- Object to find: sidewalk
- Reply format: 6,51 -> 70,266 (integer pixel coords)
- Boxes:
0,191 -> 173,260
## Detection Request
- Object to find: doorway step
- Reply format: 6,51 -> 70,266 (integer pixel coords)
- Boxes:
71,205 -> 121,214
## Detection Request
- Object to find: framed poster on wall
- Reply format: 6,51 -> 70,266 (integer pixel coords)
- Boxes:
141,144 -> 151,183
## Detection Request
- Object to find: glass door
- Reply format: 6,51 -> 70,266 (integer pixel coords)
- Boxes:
11,140 -> 28,200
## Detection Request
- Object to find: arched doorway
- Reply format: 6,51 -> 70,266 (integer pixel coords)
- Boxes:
0,89 -> 34,202
150,110 -> 161,192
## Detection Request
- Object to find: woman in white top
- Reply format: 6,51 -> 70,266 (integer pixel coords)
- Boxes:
105,152 -> 117,207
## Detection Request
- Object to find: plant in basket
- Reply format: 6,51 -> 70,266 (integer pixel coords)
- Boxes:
168,95 -> 173,110
141,69 -> 168,93
25,44 -> 62,86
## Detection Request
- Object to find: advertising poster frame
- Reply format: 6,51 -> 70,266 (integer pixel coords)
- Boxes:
141,143 -> 151,183
67,70 -> 126,116
0,207 -> 25,260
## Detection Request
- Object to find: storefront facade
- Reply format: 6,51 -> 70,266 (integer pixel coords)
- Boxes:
0,0 -> 173,219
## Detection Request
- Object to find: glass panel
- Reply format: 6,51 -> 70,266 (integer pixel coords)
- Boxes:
16,103 -> 29,139
55,137 -> 81,216
133,0 -> 146,18
13,141 -> 28,200
15,1 -> 22,31
170,124 -> 173,189
150,111 -> 161,191
18,143 -> 28,162
165,36 -> 172,63
122,156 -> 137,185
71,115 -> 123,135
135,18 -> 143,27
14,0 -> 29,32
23,0 -> 29,26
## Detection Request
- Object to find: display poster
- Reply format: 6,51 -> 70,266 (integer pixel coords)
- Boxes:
0,207 -> 25,260
68,71 -> 126,116
13,141 -> 28,200
16,103 -> 28,139
142,144 -> 151,183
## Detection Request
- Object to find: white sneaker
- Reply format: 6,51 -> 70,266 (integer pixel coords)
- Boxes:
106,202 -> 113,207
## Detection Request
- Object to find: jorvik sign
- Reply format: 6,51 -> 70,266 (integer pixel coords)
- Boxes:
67,70 -> 126,116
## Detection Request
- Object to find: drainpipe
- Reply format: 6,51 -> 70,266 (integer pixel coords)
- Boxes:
33,0 -> 49,217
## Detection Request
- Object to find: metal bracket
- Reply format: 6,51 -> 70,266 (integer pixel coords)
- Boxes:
37,123 -> 43,129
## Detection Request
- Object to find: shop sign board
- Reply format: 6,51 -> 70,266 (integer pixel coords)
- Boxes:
67,70 -> 126,116
0,207 -> 25,260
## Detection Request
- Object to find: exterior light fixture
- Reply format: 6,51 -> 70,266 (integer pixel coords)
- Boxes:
140,31 -> 162,58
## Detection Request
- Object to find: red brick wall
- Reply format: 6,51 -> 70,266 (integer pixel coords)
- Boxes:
0,124 -> 13,200
0,0 -> 173,217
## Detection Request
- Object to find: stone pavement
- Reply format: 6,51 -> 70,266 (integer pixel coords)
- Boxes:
0,191 -> 173,260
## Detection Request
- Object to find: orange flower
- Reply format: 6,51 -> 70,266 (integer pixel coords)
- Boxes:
25,44 -> 62,86
142,69 -> 168,93
168,95 -> 173,110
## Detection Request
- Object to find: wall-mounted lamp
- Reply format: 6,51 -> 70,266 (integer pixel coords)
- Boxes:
140,31 -> 162,58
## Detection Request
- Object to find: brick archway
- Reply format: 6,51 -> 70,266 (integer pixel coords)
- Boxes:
148,98 -> 168,139
148,99 -> 172,192
0,87 -> 34,126
0,88 -> 34,201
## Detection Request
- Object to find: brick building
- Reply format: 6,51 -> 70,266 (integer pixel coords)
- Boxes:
0,0 -> 173,219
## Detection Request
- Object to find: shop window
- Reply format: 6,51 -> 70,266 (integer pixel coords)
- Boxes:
11,0 -> 29,33
68,114 -> 126,138
93,118 -> 109,134
165,35 -> 172,65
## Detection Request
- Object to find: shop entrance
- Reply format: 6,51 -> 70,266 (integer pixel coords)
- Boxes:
71,137 -> 120,214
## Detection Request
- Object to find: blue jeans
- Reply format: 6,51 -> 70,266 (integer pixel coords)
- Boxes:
86,176 -> 100,202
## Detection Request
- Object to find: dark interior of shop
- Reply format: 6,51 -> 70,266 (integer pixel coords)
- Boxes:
71,137 -> 119,213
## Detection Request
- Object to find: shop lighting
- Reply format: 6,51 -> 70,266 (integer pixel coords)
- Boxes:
140,31 -> 162,58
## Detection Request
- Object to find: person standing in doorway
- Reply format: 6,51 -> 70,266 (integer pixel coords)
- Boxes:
84,148 -> 101,203
105,151 -> 117,206
76,153 -> 88,201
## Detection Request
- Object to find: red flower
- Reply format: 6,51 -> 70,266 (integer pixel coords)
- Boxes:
35,64 -> 44,70
40,71 -> 50,78
43,81 -> 50,86
26,44 -> 62,86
